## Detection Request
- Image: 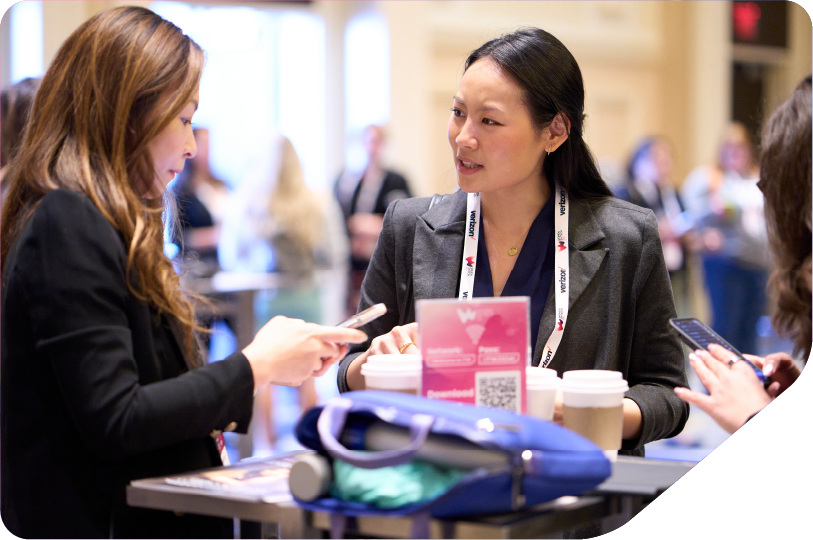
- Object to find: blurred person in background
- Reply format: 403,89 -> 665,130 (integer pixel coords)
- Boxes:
616,136 -> 694,316
676,77 -> 810,433
170,127 -> 230,271
680,122 -> 769,355
219,134 -> 348,455
0,7 -> 365,538
1,77 -> 41,203
334,124 -> 412,315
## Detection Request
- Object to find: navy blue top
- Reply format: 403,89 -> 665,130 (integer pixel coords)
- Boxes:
473,195 -> 556,348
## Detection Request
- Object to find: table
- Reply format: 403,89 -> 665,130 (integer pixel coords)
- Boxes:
127,453 -> 695,539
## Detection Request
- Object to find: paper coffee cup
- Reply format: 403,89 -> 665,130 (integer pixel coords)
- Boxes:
361,354 -> 422,394
526,366 -> 560,421
560,370 -> 629,460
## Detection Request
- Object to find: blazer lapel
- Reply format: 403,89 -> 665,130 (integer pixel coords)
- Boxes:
534,198 -> 607,362
412,190 -> 467,302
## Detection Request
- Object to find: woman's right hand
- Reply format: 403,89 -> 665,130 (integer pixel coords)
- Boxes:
243,316 -> 367,390
346,322 -> 419,391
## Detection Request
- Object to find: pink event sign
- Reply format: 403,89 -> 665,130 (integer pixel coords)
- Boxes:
417,297 -> 530,413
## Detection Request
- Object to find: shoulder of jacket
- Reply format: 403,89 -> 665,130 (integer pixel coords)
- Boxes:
34,189 -> 123,247
589,196 -> 654,223
387,195 -> 434,219
583,197 -> 657,246
39,188 -> 101,217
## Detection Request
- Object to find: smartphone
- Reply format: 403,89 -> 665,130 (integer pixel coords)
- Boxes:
337,303 -> 387,329
669,317 -> 770,387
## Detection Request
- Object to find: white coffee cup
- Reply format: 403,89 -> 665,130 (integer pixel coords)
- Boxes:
361,354 -> 422,394
560,370 -> 629,461
526,366 -> 560,421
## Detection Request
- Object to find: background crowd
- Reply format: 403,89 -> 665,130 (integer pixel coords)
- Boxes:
1,0 -> 809,462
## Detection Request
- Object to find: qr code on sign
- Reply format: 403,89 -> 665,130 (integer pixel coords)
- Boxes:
475,370 -> 520,412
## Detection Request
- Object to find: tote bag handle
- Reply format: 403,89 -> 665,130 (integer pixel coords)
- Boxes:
317,397 -> 434,469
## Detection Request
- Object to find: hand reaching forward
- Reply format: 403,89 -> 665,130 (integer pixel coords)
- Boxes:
243,316 -> 367,390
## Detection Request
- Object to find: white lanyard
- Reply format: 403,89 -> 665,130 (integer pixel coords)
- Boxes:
458,186 -> 570,368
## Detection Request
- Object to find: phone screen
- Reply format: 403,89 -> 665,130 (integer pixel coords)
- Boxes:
670,317 -> 770,386
670,318 -> 742,357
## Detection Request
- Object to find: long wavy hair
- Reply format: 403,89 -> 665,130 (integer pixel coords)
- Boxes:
464,28 -> 614,200
1,6 -> 205,366
758,76 -> 812,358
267,136 -> 324,257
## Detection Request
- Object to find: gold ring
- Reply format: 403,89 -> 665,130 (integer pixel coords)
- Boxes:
399,342 -> 416,354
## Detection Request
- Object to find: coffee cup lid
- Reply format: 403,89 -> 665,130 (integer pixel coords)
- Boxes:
560,370 -> 628,393
563,370 -> 623,380
365,354 -> 421,369
361,355 -> 422,375
526,366 -> 558,377
526,366 -> 560,387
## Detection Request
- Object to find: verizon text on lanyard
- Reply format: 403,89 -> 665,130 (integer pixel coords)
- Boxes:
457,187 -> 569,368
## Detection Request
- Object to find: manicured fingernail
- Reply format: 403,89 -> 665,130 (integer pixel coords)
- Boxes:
762,364 -> 773,377
689,353 -> 699,362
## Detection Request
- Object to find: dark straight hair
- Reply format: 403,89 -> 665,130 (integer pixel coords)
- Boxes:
464,27 -> 613,200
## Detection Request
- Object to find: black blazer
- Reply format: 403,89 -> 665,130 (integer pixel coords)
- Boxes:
1,189 -> 255,538
337,189 -> 690,455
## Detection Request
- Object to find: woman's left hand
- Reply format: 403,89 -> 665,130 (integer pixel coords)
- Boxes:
674,344 -> 771,433
742,352 -> 801,398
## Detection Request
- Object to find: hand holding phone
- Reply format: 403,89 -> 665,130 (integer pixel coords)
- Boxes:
669,318 -> 770,388
337,303 -> 387,329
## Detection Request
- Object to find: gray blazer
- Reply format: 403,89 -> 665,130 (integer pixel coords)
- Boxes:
338,189 -> 690,455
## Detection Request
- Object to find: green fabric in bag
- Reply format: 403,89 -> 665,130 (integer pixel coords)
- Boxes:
331,459 -> 469,508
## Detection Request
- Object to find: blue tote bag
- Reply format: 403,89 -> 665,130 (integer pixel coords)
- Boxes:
293,391 -> 611,536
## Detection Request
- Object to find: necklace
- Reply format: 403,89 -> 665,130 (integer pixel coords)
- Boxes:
508,247 -> 518,256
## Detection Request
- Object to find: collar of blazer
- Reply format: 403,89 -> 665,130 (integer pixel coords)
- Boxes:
413,188 -> 609,355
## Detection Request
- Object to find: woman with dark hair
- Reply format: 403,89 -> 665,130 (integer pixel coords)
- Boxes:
338,28 -> 689,455
0,7 -> 365,538
675,76 -> 810,433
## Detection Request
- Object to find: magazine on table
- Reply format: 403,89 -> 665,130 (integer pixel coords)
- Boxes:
129,450 -> 310,503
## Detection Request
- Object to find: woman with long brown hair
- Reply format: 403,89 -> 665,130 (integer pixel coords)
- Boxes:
675,76 -> 811,433
0,7 -> 365,538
